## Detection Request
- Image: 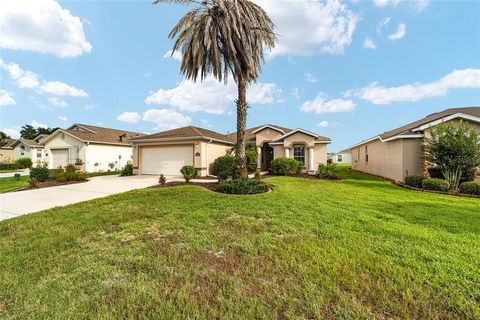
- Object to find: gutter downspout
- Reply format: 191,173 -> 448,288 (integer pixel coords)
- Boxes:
206,139 -> 213,176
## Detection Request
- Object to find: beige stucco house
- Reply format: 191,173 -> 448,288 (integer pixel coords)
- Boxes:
39,124 -> 144,172
10,136 -> 46,166
350,107 -> 480,182
129,124 -> 331,176
0,139 -> 15,163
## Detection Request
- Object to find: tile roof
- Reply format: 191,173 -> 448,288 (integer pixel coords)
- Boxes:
1,138 -> 15,148
64,124 -> 145,145
129,126 -> 235,143
379,106 -> 480,140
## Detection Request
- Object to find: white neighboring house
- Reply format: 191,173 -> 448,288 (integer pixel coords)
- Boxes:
10,135 -> 47,166
332,149 -> 352,164
40,124 -> 144,172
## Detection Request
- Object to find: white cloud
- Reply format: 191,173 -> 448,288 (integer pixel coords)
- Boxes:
163,50 -> 182,61
143,109 -> 192,131
84,104 -> 97,110
200,118 -> 213,128
373,0 -> 429,12
304,73 -> 319,83
145,75 -> 281,114
300,93 -> 356,114
2,127 -> 20,138
39,81 -> 88,97
413,0 -> 430,12
254,0 -> 358,56
376,17 -> 391,34
57,115 -> 68,121
47,96 -> 68,107
373,0 -> 399,7
0,90 -> 16,106
291,87 -> 300,99
117,112 -> 141,123
363,37 -> 377,49
356,68 -> 480,105
388,23 -> 406,41
0,0 -> 92,57
31,120 -> 48,128
317,120 -> 340,128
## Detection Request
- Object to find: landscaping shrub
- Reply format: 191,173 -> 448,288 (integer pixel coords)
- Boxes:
56,171 -> 87,182
0,162 -> 18,170
318,163 -> 339,179
254,171 -> 261,180
86,170 -> 121,177
180,165 -> 198,182
121,163 -> 134,176
270,157 -> 302,175
28,178 -> 38,188
64,164 -> 76,172
459,181 -> 480,195
159,174 -> 166,185
422,178 -> 450,192
48,169 -> 63,180
30,167 -> 49,182
404,175 -> 426,188
213,155 -> 235,178
16,157 -> 32,169
217,178 -> 269,195
427,167 -> 444,179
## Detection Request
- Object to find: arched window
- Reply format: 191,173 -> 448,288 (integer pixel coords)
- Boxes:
293,145 -> 305,165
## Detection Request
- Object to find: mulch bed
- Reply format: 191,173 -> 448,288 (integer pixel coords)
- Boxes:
149,181 -> 220,192
15,180 -> 88,192
394,181 -> 480,199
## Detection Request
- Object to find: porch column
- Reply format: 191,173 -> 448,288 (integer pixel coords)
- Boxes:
257,146 -> 262,170
285,148 -> 290,157
309,147 -> 315,174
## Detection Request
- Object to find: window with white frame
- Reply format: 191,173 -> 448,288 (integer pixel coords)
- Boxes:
293,146 -> 305,165
37,151 -> 42,158
337,154 -> 342,162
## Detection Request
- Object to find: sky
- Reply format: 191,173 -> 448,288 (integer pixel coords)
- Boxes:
0,0 -> 479,152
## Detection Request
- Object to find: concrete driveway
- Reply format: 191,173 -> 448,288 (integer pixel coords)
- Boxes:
0,175 -> 160,221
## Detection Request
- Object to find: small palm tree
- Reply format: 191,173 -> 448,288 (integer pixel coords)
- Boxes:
154,0 -> 276,178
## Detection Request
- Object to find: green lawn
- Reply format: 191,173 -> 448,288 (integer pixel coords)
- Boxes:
0,169 -> 21,173
0,176 -> 29,193
0,168 -> 479,319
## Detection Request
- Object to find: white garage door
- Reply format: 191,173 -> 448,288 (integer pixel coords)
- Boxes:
141,146 -> 193,175
51,149 -> 69,168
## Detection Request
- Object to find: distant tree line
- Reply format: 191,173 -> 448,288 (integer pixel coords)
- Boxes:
0,124 -> 59,146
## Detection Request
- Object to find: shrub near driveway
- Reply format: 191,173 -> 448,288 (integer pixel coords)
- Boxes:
270,157 -> 302,175
404,175 -> 426,188
459,181 -> 480,195
422,178 -> 450,192
217,178 -> 269,194
30,167 -> 49,182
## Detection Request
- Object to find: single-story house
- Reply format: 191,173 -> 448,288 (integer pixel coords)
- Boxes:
129,124 -> 331,176
39,123 -> 144,172
0,138 -> 15,162
10,135 -> 46,166
332,149 -> 352,164
350,107 -> 480,182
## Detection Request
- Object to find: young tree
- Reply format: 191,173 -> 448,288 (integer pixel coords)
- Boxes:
425,121 -> 480,190
20,124 -> 37,140
154,0 -> 276,178
0,131 -> 11,147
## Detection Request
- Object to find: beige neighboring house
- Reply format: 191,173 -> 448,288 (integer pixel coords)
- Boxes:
39,124 -> 144,172
129,124 -> 331,176
0,139 -> 15,162
10,135 -> 46,166
332,149 -> 352,164
350,107 -> 480,182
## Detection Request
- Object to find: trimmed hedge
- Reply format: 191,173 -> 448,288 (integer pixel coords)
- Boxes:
213,155 -> 235,179
405,175 -> 426,188
30,167 -> 49,182
459,181 -> 480,195
56,171 -> 87,182
16,157 -> 32,169
180,165 -> 198,182
217,178 -> 269,195
422,178 -> 450,192
121,163 -> 134,176
270,157 -> 302,175
0,163 -> 19,170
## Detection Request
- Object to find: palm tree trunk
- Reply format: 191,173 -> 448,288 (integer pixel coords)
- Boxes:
233,77 -> 248,179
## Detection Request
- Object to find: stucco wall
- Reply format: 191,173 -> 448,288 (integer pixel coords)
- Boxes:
13,144 -> 45,166
255,128 -> 283,147
84,144 -> 133,172
44,133 -> 85,169
203,142 -> 231,175
271,142 -> 328,173
0,149 -> 14,162
333,152 -> 352,164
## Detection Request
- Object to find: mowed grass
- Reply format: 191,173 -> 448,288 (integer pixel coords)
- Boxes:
0,176 -> 29,193
0,168 -> 479,319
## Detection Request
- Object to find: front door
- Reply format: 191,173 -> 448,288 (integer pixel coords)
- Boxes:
261,145 -> 274,171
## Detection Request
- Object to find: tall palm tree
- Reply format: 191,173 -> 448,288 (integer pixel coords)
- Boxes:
154,0 -> 276,178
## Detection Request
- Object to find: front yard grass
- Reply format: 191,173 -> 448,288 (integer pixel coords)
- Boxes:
0,168 -> 478,319
0,176 -> 29,193
0,169 -> 21,173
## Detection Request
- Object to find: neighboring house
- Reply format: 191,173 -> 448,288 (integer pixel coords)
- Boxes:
39,124 -> 144,172
129,124 -> 331,176
332,149 -> 352,164
350,107 -> 480,182
0,139 -> 15,162
10,136 -> 46,166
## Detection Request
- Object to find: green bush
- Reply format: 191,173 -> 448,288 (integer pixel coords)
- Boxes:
30,167 -> 49,182
270,157 -> 302,175
213,155 -> 235,178
180,165 -> 198,182
48,169 -> 63,180
16,157 -> 32,169
217,178 -> 269,195
56,171 -> 87,182
404,175 -> 426,188
318,163 -> 339,179
64,164 -> 76,172
0,162 -> 18,170
121,163 -> 134,176
459,181 -> 480,195
422,178 -> 450,192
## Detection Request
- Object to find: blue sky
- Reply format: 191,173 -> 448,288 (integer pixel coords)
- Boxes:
1,0 -> 479,151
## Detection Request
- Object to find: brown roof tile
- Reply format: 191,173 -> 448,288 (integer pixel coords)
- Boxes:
64,123 -> 145,145
129,126 -> 235,144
